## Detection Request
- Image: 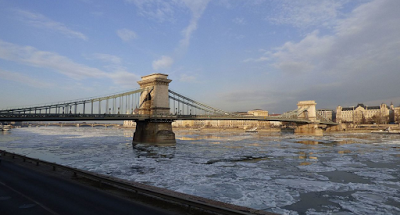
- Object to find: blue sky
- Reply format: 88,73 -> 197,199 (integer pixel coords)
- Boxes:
1,0 -> 399,113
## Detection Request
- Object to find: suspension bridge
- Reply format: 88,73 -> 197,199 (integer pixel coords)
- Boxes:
0,73 -> 337,144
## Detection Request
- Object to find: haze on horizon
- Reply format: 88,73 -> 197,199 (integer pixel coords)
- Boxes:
0,0 -> 399,113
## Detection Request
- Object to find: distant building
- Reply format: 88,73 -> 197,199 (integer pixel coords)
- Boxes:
316,109 -> 333,121
247,109 -> 269,116
232,111 -> 250,116
122,107 -> 140,127
394,106 -> 400,123
123,120 -> 136,127
172,109 -> 271,129
336,103 -> 392,124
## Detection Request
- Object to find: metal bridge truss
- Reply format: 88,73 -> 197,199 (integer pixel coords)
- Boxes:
0,87 -> 335,124
316,112 -> 333,123
280,106 -> 333,123
280,106 -> 310,119
168,90 -> 231,116
0,88 -> 148,115
0,87 -> 231,117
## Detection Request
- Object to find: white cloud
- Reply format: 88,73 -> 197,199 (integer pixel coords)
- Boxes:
126,0 -> 210,71
0,68 -> 54,88
0,40 -> 106,79
267,0 -> 348,28
127,0 -> 209,46
269,0 -> 400,76
152,55 -> 174,70
273,61 -> 314,74
243,56 -> 269,63
117,28 -> 138,42
268,30 -> 333,74
179,0 -> 210,49
233,17 -> 245,25
16,10 -> 87,40
0,40 -> 139,87
261,0 -> 400,106
124,0 -> 177,22
107,70 -> 140,87
92,53 -> 122,64
179,74 -> 196,82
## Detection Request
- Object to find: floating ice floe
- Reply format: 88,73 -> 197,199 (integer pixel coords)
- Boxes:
1,127 -> 399,214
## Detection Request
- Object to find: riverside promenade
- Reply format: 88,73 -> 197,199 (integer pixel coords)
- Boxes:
0,151 -> 274,215
0,159 -> 175,215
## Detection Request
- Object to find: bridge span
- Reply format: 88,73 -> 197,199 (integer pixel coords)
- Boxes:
0,113 -> 336,124
0,73 -> 337,144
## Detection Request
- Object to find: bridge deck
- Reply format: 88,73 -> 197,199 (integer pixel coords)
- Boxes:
0,114 -> 337,125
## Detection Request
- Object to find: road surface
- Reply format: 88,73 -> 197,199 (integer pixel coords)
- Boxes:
0,159 -> 175,215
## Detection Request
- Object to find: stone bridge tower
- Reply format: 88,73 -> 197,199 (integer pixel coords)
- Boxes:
295,100 -> 322,136
297,100 -> 317,121
137,73 -> 172,115
133,73 -> 175,145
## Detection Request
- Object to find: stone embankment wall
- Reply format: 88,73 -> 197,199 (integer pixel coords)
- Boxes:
172,120 -> 279,129
124,120 -> 280,129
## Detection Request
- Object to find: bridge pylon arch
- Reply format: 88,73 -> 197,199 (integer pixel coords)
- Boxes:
294,100 -> 323,135
133,73 -> 176,145
137,73 -> 172,115
297,100 -> 317,122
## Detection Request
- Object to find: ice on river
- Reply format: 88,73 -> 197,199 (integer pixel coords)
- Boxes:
1,127 -> 400,214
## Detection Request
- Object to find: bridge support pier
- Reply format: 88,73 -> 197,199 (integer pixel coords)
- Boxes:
294,124 -> 323,136
133,120 -> 176,145
326,123 -> 347,132
132,73 -> 176,145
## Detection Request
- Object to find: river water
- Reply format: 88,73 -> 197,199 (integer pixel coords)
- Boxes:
0,127 -> 399,215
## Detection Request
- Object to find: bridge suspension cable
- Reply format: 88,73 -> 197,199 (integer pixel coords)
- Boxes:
280,106 -> 310,119
168,90 -> 232,116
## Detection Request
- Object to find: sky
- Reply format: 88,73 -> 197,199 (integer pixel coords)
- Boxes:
0,0 -> 399,113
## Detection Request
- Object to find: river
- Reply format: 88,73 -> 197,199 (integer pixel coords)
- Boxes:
0,127 -> 399,215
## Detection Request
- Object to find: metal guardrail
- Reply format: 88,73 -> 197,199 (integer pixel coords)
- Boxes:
0,150 -> 272,215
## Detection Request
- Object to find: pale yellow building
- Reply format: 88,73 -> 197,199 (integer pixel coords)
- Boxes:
247,109 -> 269,116
336,103 -> 391,124
123,109 -> 271,129
172,119 -> 270,129
123,120 -> 136,127
172,109 -> 270,129
394,106 -> 400,123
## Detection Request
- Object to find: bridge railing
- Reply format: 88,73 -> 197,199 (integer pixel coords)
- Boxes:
0,87 -> 150,115
0,112 -> 337,125
0,113 -> 145,119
